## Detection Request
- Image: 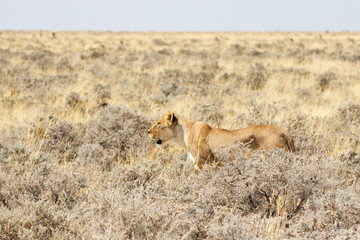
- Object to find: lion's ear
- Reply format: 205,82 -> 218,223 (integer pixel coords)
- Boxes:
165,111 -> 174,122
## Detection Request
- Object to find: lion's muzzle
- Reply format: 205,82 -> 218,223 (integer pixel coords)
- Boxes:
148,129 -> 163,145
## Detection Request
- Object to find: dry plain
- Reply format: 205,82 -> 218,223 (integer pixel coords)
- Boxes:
0,31 -> 360,239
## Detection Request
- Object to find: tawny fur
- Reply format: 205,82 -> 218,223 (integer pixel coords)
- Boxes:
148,111 -> 295,169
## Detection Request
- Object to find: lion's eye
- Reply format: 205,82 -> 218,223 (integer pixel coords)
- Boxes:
157,123 -> 160,125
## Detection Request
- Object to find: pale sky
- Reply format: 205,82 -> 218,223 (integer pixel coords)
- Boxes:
1,0 -> 359,31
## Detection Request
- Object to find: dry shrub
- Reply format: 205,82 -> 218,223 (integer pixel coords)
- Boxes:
84,106 -> 152,164
0,48 -> 10,66
56,57 -> 73,72
2,133 -> 358,239
192,71 -> 215,84
14,74 -> 77,93
191,103 -> 224,127
339,54 -> 360,62
39,118 -> 84,162
30,105 -> 152,166
220,73 -> 245,94
66,158 -> 169,239
326,105 -> 360,152
0,201 -> 74,239
161,82 -> 178,97
93,84 -> 111,108
90,50 -> 105,59
115,157 -> 163,192
316,72 -> 336,92
287,188 -> 360,239
22,50 -> 56,71
5,66 -> 30,83
295,88 -> 312,101
231,44 -> 246,56
248,50 -> 266,57
152,38 -> 168,46
43,74 -> 77,89
45,169 -> 88,209
244,98 -> 279,125
279,67 -> 311,77
178,49 -> 208,58
124,50 -> 139,62
218,72 -> 243,83
208,144 -> 359,239
157,69 -> 215,98
201,61 -> 221,72
337,104 -> 360,123
158,48 -> 172,56
158,69 -> 187,86
26,50 -> 55,61
212,145 -> 324,220
281,113 -> 327,154
159,69 -> 214,85
65,92 -> 84,110
99,143 -> 356,239
1,146 -> 79,207
142,51 -> 166,68
0,160 -> 84,239
305,48 -> 326,56
76,143 -> 106,165
0,143 -> 31,168
338,149 -> 360,187
0,133 -> 88,238
246,62 -> 269,90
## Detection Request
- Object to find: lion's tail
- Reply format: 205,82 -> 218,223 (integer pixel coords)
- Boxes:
283,133 -> 295,152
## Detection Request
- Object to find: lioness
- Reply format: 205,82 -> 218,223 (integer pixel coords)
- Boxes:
148,111 -> 295,169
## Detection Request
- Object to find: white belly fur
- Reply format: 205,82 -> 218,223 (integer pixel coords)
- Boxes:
187,152 -> 199,170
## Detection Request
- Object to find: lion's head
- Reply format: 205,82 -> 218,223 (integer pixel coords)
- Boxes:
148,111 -> 176,146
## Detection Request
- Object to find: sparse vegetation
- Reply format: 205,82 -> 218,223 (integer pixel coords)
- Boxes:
0,31 -> 360,239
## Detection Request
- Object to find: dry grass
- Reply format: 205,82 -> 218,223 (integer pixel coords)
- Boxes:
0,31 -> 360,239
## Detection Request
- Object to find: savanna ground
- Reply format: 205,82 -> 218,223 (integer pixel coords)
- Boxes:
0,31 -> 360,239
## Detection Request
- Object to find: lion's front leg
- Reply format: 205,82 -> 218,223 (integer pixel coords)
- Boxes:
196,151 -> 215,170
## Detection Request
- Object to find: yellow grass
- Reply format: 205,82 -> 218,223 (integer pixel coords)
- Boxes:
1,31 -> 359,125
